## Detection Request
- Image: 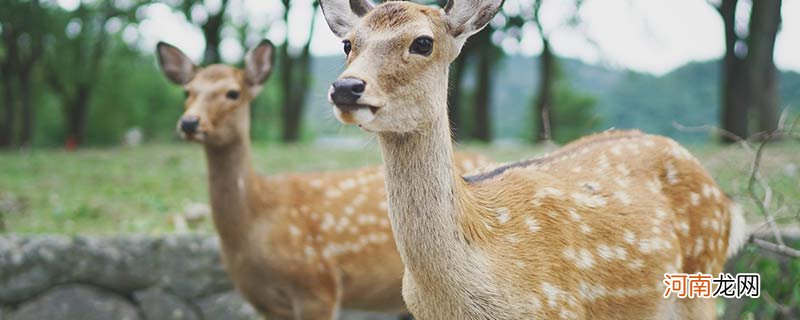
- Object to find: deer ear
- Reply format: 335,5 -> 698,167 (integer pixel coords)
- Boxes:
156,42 -> 196,85
320,0 -> 374,37
245,39 -> 274,91
443,0 -> 503,47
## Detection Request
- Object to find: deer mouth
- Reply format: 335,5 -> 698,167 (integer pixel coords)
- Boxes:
333,104 -> 380,125
336,104 -> 379,114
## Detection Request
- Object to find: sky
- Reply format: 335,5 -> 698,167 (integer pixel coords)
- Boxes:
62,0 -> 800,75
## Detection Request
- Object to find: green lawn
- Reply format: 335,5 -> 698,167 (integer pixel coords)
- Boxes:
0,141 -> 798,234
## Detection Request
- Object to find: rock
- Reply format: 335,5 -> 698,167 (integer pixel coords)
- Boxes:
195,291 -> 259,320
8,285 -> 140,320
134,287 -> 199,320
158,235 -> 233,298
0,235 -> 160,304
0,236 -> 70,304
340,310 -> 405,320
69,235 -> 160,292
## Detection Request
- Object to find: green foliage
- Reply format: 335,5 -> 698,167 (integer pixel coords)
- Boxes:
549,80 -> 602,143
727,239 -> 800,318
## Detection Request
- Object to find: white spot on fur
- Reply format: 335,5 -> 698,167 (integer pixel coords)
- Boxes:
309,179 -> 323,188
339,179 -> 357,190
579,224 -> 592,234
568,209 -> 581,222
578,281 -> 608,301
564,247 -> 594,269
665,161 -> 679,185
623,229 -> 636,244
689,192 -> 700,205
646,177 -> 662,194
535,187 -> 564,198
678,221 -> 690,235
702,184 -> 713,198
571,166 -> 583,173
304,245 -> 316,257
694,237 -> 704,256
596,244 -> 614,260
572,192 -> 607,208
614,191 -> 632,205
325,188 -> 342,198
494,207 -> 511,224
542,282 -> 567,307
288,224 -> 301,237
610,145 -> 622,155
525,217 -> 541,233
237,177 -> 244,191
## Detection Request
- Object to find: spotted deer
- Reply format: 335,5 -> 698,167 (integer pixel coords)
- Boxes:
156,40 -> 492,319
320,1 -> 748,319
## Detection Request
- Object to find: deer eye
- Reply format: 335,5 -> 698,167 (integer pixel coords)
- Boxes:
343,40 -> 352,56
410,36 -> 433,56
183,90 -> 190,98
225,90 -> 240,100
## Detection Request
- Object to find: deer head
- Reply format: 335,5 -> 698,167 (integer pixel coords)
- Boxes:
156,40 -> 274,146
321,0 -> 503,133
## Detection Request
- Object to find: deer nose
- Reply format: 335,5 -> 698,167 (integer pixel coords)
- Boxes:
331,77 -> 366,105
180,116 -> 200,135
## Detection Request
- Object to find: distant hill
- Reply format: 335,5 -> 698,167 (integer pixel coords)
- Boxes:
304,55 -> 800,143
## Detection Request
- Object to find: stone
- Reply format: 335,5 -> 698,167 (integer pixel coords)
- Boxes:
340,310 -> 407,320
0,236 -> 70,304
158,235 -> 233,298
195,291 -> 259,320
69,235 -> 160,292
8,285 -> 140,320
134,287 -> 199,320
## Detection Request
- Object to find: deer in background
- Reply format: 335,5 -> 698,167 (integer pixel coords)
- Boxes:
156,40 -> 491,319
320,0 -> 748,319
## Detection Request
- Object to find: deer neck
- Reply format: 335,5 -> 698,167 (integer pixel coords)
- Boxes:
377,100 -> 480,286
202,121 -> 258,251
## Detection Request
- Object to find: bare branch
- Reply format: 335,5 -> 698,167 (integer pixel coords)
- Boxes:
750,238 -> 800,258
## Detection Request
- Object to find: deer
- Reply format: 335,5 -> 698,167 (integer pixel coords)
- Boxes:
319,0 -> 749,319
156,40 -> 492,319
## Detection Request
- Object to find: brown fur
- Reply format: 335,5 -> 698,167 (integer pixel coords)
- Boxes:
321,1 -> 741,319
159,43 -> 493,319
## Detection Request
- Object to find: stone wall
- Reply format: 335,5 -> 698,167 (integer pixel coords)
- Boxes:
0,235 -> 401,320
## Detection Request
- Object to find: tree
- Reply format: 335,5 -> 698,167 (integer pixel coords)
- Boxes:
0,0 -> 47,148
528,0 -> 585,142
178,0 -> 230,65
712,0 -> 783,141
277,0 -> 319,142
43,1 -> 145,147
470,28 -> 498,142
745,0 -> 782,133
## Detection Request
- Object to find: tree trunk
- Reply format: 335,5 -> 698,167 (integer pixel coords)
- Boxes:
534,39 -> 555,142
279,1 -> 317,143
718,0 -> 749,142
0,27 -> 18,148
18,71 -> 33,147
448,55 -> 466,140
471,30 -> 492,142
65,86 -> 90,148
201,0 -> 228,65
746,0 -> 781,134
0,73 -> 15,148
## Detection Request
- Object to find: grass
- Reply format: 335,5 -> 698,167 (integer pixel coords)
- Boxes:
0,140 -> 798,234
